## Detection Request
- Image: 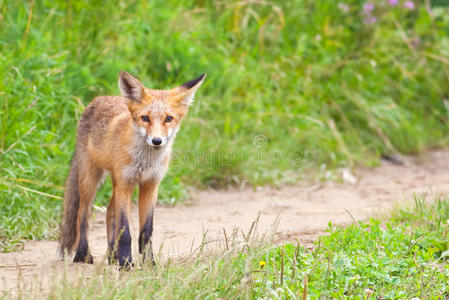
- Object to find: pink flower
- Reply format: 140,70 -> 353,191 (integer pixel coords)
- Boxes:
363,3 -> 375,13
388,0 -> 398,6
404,1 -> 415,10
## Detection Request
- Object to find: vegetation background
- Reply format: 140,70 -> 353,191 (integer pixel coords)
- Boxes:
1,0 -> 448,252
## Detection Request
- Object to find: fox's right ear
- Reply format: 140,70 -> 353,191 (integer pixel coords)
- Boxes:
118,71 -> 143,102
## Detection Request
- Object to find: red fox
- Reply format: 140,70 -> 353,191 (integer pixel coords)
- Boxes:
59,71 -> 206,267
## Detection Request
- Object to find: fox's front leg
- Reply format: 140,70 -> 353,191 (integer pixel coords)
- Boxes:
138,181 -> 158,264
113,181 -> 134,268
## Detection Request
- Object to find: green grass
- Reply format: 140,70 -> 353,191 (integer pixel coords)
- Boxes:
1,0 -> 449,250
4,194 -> 448,299
255,199 -> 449,298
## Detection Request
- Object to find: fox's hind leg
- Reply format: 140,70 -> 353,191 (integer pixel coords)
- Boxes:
73,162 -> 103,264
106,192 -> 117,263
138,181 -> 158,265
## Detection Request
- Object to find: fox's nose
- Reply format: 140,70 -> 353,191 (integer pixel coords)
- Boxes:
152,137 -> 162,146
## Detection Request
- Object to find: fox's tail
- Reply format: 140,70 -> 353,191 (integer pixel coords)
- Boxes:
59,153 -> 80,259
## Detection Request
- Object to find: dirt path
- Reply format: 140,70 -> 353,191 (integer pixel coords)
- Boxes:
2,150 -> 449,294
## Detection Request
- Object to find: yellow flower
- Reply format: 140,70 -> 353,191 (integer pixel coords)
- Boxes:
259,260 -> 266,269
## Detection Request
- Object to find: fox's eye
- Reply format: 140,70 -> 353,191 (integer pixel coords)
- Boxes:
165,116 -> 173,123
141,116 -> 150,123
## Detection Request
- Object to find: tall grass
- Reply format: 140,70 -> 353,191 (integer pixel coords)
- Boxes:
1,0 -> 449,250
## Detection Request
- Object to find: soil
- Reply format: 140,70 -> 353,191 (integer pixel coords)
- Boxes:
1,150 -> 449,295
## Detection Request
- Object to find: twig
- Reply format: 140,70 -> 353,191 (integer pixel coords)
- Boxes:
344,208 -> 357,224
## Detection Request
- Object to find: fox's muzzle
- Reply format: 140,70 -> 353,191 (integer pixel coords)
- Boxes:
146,136 -> 167,148
151,137 -> 162,146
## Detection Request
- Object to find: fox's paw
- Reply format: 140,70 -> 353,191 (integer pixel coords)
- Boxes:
118,257 -> 134,270
73,253 -> 94,264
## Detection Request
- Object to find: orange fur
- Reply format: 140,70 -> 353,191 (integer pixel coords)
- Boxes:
59,72 -> 205,267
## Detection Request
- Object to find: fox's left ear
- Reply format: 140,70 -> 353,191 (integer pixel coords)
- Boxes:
118,71 -> 144,102
174,74 -> 206,106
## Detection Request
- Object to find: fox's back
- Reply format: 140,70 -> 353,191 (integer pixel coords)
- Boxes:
75,96 -> 136,172
77,96 -> 131,142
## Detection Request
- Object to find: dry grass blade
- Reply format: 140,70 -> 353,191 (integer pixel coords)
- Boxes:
0,180 -> 62,200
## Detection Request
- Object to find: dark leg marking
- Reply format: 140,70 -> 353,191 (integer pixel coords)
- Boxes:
138,213 -> 155,264
73,215 -> 93,264
117,211 -> 132,268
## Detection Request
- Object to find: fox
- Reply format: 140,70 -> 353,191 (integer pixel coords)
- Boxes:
59,71 -> 206,267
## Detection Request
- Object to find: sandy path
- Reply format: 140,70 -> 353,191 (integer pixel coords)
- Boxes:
1,150 -> 449,294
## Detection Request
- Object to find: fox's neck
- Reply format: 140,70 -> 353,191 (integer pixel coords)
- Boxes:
123,130 -> 172,184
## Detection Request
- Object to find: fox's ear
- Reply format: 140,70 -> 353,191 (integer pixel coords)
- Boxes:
174,74 -> 206,106
118,71 -> 144,102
